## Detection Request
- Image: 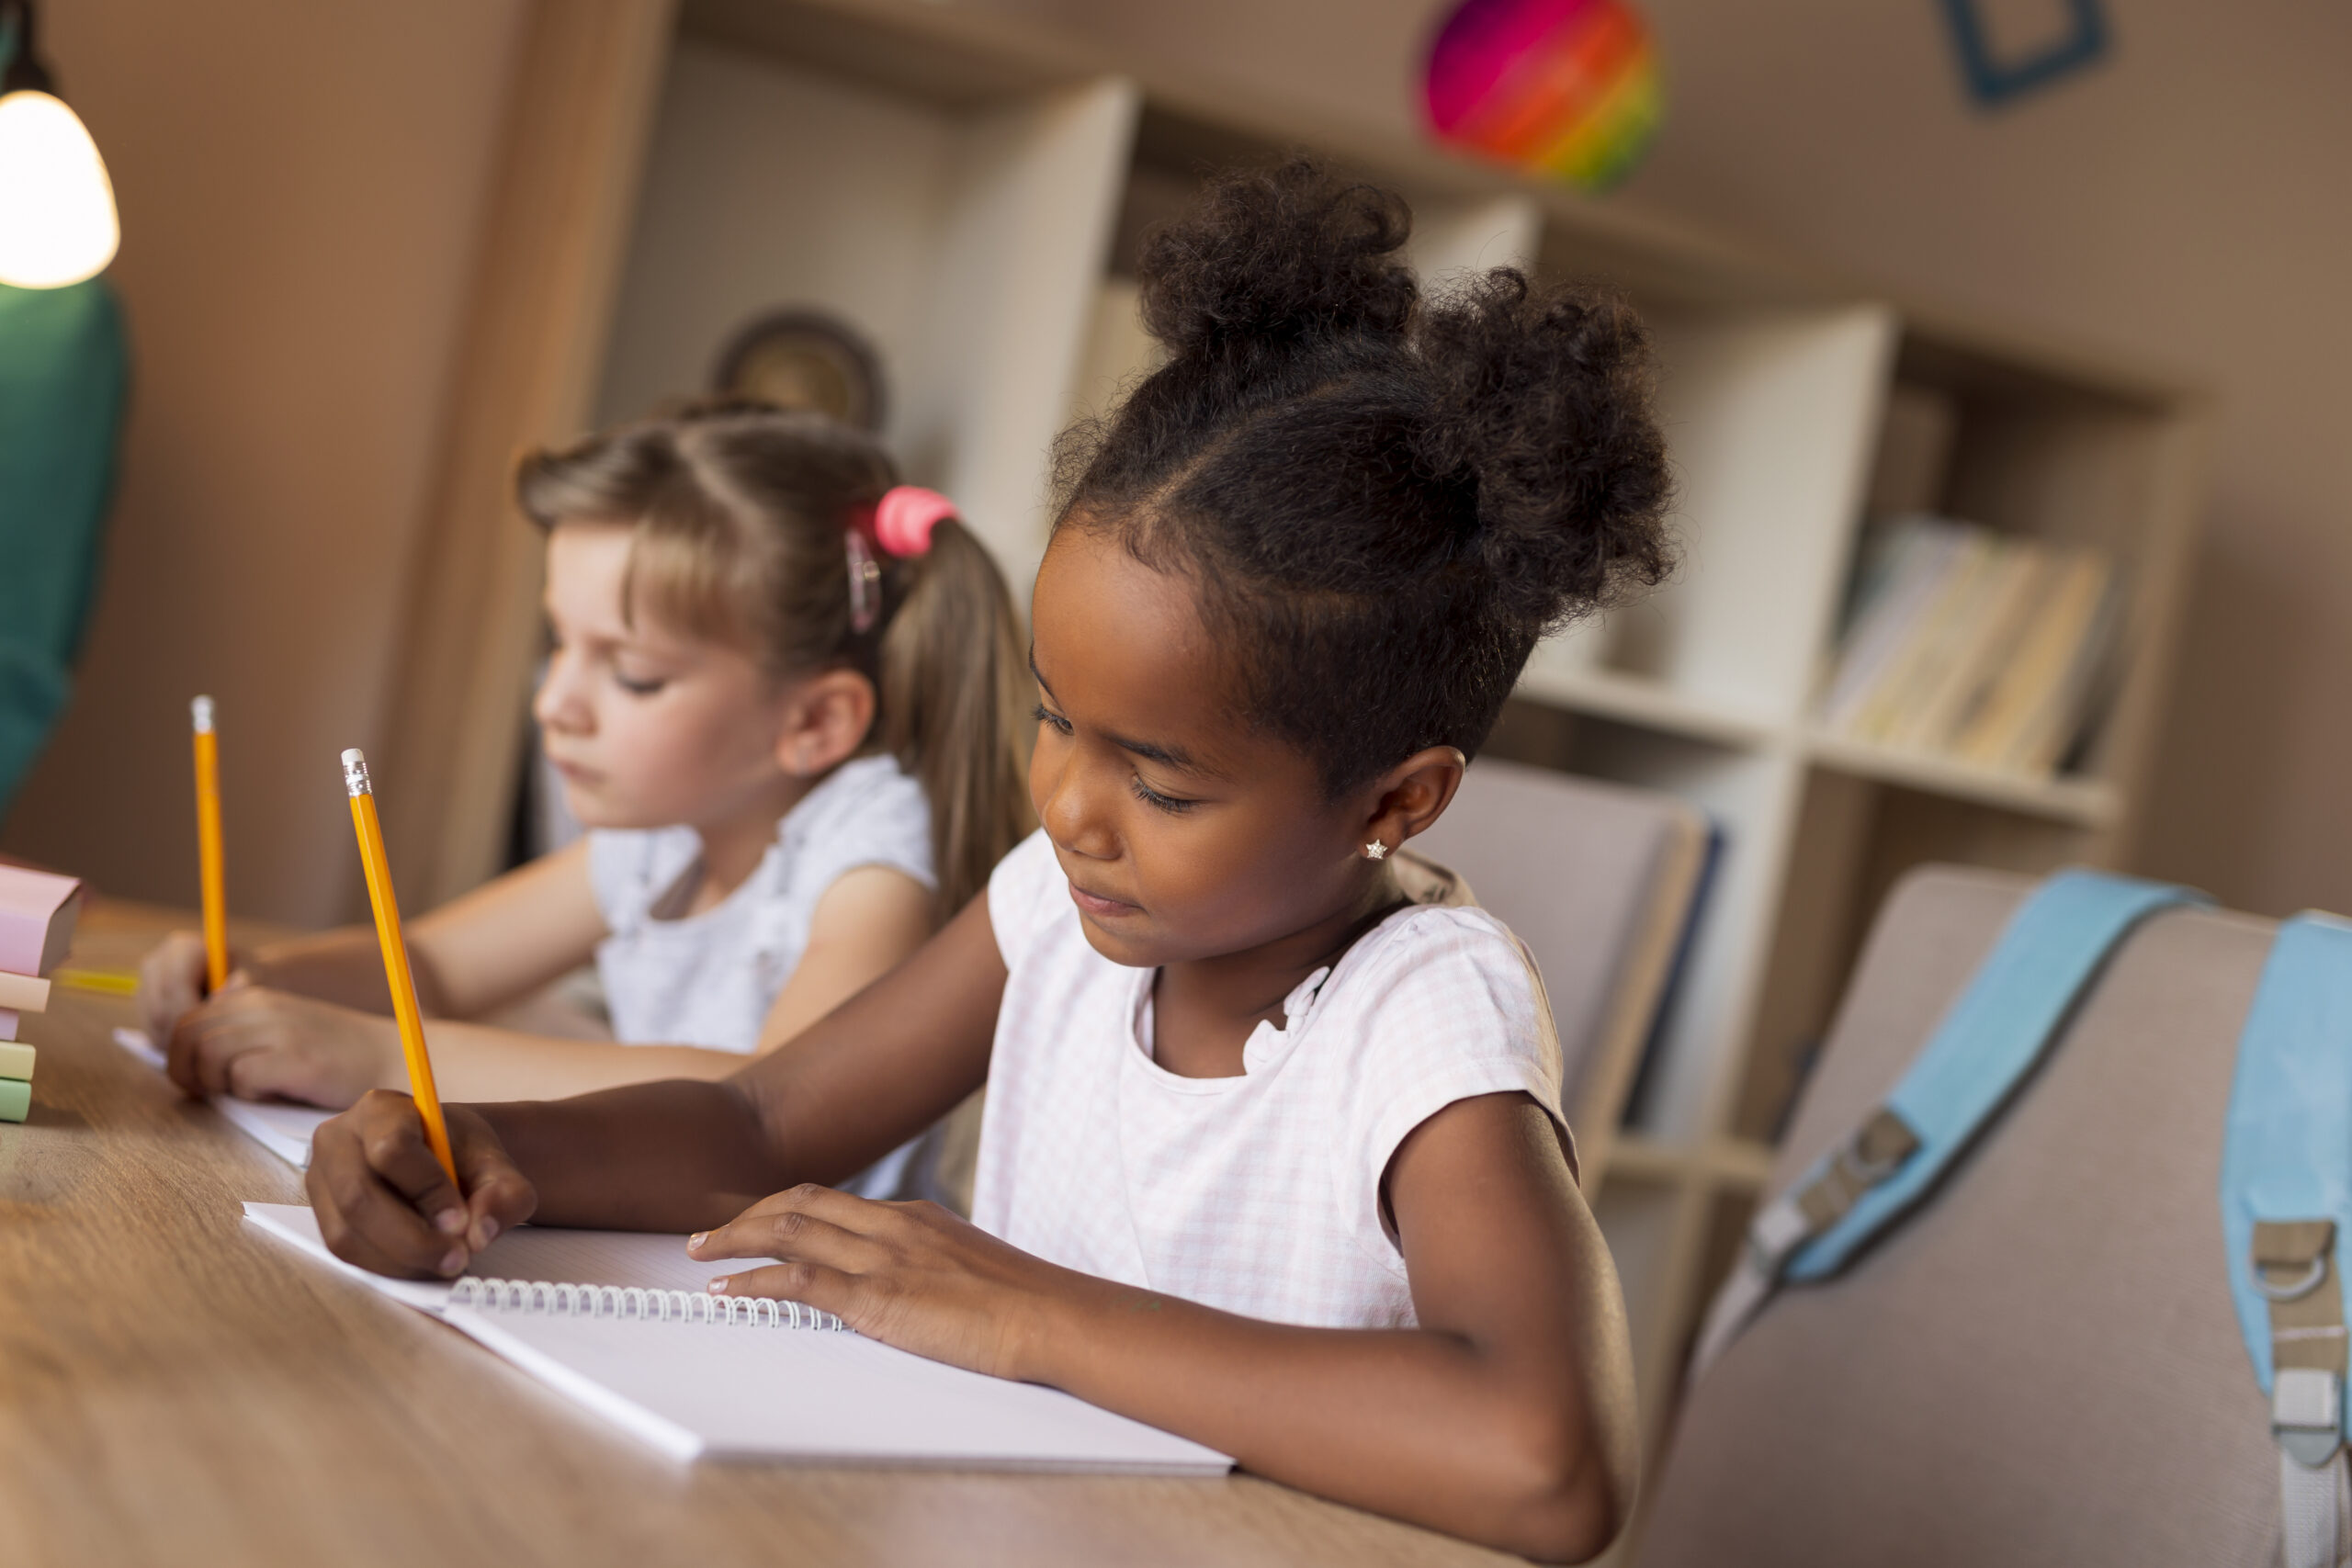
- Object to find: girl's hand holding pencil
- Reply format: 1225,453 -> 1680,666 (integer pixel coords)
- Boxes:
137,929 -> 248,1043
308,1091 -> 537,1277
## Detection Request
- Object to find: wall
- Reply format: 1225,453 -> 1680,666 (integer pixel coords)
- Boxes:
10,0 -> 2342,926
0,0 -> 530,925
595,39 -> 955,432
972,0 -> 2352,919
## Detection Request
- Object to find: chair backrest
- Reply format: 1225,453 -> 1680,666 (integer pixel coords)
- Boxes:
1637,864 -> 2282,1568
1414,758 -> 1706,1173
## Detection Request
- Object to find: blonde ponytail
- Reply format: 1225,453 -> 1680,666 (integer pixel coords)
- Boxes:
876,519 -> 1034,916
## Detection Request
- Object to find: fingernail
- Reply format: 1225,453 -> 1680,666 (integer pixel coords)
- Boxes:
707,1278 -> 728,1294
687,1232 -> 708,1251
439,1248 -> 465,1275
435,1208 -> 466,1235
475,1218 -> 501,1247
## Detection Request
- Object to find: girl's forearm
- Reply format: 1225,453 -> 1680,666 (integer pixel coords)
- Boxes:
416,1021 -> 752,1103
477,1079 -> 793,1232
250,927 -> 448,1015
1012,1275 -> 1625,1562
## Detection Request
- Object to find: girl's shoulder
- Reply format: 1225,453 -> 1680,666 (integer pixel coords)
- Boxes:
1346,897 -> 1542,1020
1317,864 -> 1556,1075
1356,848 -> 1528,982
1315,882 -> 1572,1194
775,753 -> 935,894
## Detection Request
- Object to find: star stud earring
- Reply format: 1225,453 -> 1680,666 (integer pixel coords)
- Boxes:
1363,839 -> 1387,862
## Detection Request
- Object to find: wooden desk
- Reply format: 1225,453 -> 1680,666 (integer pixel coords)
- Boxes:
0,903 -> 1517,1568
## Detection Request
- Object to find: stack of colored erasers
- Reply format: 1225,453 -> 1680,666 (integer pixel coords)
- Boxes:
0,865 -> 84,1122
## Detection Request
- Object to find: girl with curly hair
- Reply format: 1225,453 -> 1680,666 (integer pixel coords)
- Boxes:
305,159 -> 1673,1560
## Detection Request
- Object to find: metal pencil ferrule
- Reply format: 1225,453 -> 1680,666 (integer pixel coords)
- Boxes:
341,748 -> 372,797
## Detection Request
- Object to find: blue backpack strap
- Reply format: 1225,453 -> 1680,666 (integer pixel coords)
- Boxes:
1691,868 -> 2202,1377
2222,912 -> 2352,1568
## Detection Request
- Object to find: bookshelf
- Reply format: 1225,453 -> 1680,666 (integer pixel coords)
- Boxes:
408,0 -> 2211,1483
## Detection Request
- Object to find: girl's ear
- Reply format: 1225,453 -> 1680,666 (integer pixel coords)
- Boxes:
1362,746 -> 1467,856
775,669 -> 877,777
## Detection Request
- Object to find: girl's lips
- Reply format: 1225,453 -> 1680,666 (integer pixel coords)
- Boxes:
1069,882 -> 1141,919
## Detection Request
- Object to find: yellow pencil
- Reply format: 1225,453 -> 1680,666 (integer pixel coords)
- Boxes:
54,966 -> 140,996
341,748 -> 458,1187
191,695 -> 229,993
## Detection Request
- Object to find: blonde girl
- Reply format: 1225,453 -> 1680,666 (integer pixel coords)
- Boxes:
141,406 -> 1028,1197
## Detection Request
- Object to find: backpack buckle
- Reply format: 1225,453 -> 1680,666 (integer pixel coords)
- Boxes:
2274,1368 -> 2344,1468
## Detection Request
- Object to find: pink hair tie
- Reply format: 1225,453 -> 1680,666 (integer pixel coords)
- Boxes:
873,485 -> 956,558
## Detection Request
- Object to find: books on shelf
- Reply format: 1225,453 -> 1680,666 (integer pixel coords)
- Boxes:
0,864 -> 79,1121
1816,515 -> 2120,778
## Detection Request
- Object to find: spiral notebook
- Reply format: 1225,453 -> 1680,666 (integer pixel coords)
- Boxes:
243,1202 -> 1230,1473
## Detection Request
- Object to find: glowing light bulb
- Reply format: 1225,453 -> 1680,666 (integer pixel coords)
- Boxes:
0,88 -> 116,288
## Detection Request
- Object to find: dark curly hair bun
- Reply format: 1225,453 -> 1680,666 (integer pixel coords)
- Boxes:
1137,171 -> 1418,362
1057,157 -> 1673,795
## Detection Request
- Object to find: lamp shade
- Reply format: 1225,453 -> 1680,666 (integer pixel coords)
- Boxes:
0,88 -> 116,288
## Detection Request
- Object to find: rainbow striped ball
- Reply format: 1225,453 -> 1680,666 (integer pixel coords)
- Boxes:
1423,0 -> 1664,192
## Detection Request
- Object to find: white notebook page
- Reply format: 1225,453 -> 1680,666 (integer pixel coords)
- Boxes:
443,1305 -> 1233,1472
246,1203 -> 1230,1473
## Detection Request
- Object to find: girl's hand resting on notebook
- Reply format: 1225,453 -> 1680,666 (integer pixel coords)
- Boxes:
165,984 -> 402,1109
690,1186 -> 1069,1380
306,1090 -> 539,1279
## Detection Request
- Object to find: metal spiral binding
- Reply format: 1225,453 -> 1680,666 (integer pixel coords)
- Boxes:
447,1277 -> 845,1330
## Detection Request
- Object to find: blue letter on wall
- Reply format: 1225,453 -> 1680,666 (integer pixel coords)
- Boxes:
1937,0 -> 2110,107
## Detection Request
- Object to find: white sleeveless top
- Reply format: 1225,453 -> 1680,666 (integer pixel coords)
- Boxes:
586,753 -> 933,1053
970,828 -> 1571,1329
587,754 -> 934,1201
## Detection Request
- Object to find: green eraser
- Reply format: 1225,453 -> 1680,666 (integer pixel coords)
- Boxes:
0,1077 -> 27,1122
0,1042 -> 30,1081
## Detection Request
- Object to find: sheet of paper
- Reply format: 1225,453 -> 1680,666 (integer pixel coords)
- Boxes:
243,1201 -> 781,1313
443,1306 -> 1233,1473
116,1027 -> 330,1168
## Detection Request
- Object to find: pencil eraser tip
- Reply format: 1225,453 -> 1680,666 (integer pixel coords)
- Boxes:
191,694 -> 214,731
340,748 -> 365,767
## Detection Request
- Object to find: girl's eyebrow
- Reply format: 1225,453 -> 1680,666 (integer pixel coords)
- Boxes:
1109,731 -> 1207,775
1031,648 -> 1217,778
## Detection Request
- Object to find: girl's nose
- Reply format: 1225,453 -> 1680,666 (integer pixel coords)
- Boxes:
1038,748 -> 1118,862
532,652 -> 590,734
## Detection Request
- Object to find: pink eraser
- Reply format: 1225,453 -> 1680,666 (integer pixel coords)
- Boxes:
0,866 -> 81,978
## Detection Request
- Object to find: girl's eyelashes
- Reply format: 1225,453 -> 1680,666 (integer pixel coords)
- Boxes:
1031,703 -> 1193,812
613,670 -> 668,696
1129,776 -> 1197,815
